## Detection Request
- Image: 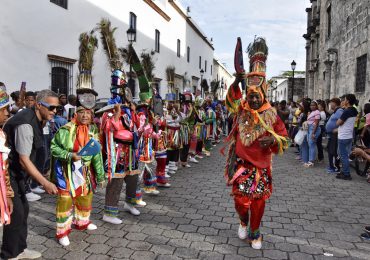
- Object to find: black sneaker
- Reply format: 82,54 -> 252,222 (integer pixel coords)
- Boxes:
365,226 -> 370,233
336,173 -> 352,180
360,232 -> 370,240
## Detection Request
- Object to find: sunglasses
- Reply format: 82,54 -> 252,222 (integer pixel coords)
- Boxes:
39,101 -> 61,111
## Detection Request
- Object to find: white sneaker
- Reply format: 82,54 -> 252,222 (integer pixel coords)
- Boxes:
58,236 -> 70,247
238,224 -> 247,240
13,249 -> 42,259
157,183 -> 171,188
102,215 -> 122,225
87,223 -> 97,230
135,200 -> 147,207
26,192 -> 41,202
144,189 -> 160,195
189,157 -> 199,163
251,236 -> 262,250
31,186 -> 45,194
182,164 -> 191,168
169,162 -> 178,171
123,203 -> 140,216
195,154 -> 204,159
165,173 -> 171,178
168,169 -> 176,174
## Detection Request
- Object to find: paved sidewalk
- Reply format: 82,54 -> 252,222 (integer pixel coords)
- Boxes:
1,145 -> 370,259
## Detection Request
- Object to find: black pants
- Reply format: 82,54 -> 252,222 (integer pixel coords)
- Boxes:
1,178 -> 29,259
317,125 -> 325,161
327,136 -> 340,170
196,140 -> 203,154
166,149 -> 179,165
180,144 -> 190,163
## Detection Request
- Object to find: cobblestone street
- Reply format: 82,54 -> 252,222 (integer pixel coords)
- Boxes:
2,145 -> 370,260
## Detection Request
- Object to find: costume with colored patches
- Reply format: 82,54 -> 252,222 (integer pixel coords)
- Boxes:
225,38 -> 288,244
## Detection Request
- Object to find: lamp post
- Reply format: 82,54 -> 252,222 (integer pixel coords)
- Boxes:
200,69 -> 204,98
221,78 -> 224,100
126,27 -> 136,97
290,60 -> 296,101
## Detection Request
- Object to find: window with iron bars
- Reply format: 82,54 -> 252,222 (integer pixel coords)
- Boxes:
48,55 -> 75,96
355,54 -> 367,92
50,0 -> 68,9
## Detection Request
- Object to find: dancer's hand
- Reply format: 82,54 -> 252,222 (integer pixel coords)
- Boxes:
43,181 -> 58,195
233,72 -> 246,86
259,136 -> 274,148
72,153 -> 81,162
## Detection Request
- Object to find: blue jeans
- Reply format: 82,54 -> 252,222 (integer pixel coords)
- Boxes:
300,136 -> 309,163
307,124 -> 321,162
338,138 -> 353,176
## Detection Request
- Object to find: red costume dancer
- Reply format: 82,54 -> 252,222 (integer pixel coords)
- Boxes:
153,114 -> 171,187
225,37 -> 288,250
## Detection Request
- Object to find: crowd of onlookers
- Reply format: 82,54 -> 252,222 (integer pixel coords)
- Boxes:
275,94 -> 370,241
273,94 -> 370,184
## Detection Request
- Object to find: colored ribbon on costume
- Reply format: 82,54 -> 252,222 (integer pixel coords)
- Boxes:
0,155 -> 10,224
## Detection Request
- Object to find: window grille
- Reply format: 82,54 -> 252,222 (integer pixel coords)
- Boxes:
355,54 -> 367,92
155,30 -> 160,53
48,55 -> 75,96
50,0 -> 68,9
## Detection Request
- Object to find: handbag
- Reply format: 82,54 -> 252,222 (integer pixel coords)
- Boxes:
113,129 -> 133,144
294,129 -> 307,145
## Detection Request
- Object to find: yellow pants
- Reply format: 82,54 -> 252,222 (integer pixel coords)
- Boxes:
56,190 -> 93,239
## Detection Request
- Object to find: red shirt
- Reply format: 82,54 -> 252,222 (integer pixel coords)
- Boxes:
235,114 -> 287,169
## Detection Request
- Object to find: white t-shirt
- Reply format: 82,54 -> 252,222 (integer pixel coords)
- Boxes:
64,104 -> 76,119
319,111 -> 326,126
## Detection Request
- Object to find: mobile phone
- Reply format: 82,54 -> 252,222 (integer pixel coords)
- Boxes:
68,108 -> 75,121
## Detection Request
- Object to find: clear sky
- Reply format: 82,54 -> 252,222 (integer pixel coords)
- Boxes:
178,0 -> 310,78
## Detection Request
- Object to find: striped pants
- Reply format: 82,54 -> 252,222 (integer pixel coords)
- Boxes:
56,190 -> 93,239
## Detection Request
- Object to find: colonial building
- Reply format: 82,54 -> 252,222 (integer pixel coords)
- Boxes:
211,59 -> 234,100
269,74 -> 305,102
0,0 -> 215,99
304,0 -> 370,103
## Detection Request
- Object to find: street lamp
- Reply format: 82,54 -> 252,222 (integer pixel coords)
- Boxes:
221,78 -> 224,100
126,27 -> 136,97
290,60 -> 296,101
200,69 -> 204,98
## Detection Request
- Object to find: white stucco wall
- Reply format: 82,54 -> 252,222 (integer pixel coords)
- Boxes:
212,59 -> 234,99
0,0 -> 214,99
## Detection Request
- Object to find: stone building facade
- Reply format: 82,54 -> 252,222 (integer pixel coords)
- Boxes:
304,0 -> 370,104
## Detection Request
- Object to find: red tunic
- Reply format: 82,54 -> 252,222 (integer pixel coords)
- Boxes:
235,115 -> 287,169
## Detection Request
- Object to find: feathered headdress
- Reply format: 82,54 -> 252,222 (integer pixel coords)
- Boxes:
76,31 -> 98,109
246,37 -> 269,99
165,66 -> 176,101
98,18 -> 131,102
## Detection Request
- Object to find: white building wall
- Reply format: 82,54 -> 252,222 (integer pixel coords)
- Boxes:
273,79 -> 288,102
0,0 -> 214,99
212,59 -> 234,100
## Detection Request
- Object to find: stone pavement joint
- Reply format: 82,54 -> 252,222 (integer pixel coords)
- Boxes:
1,146 -> 370,259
